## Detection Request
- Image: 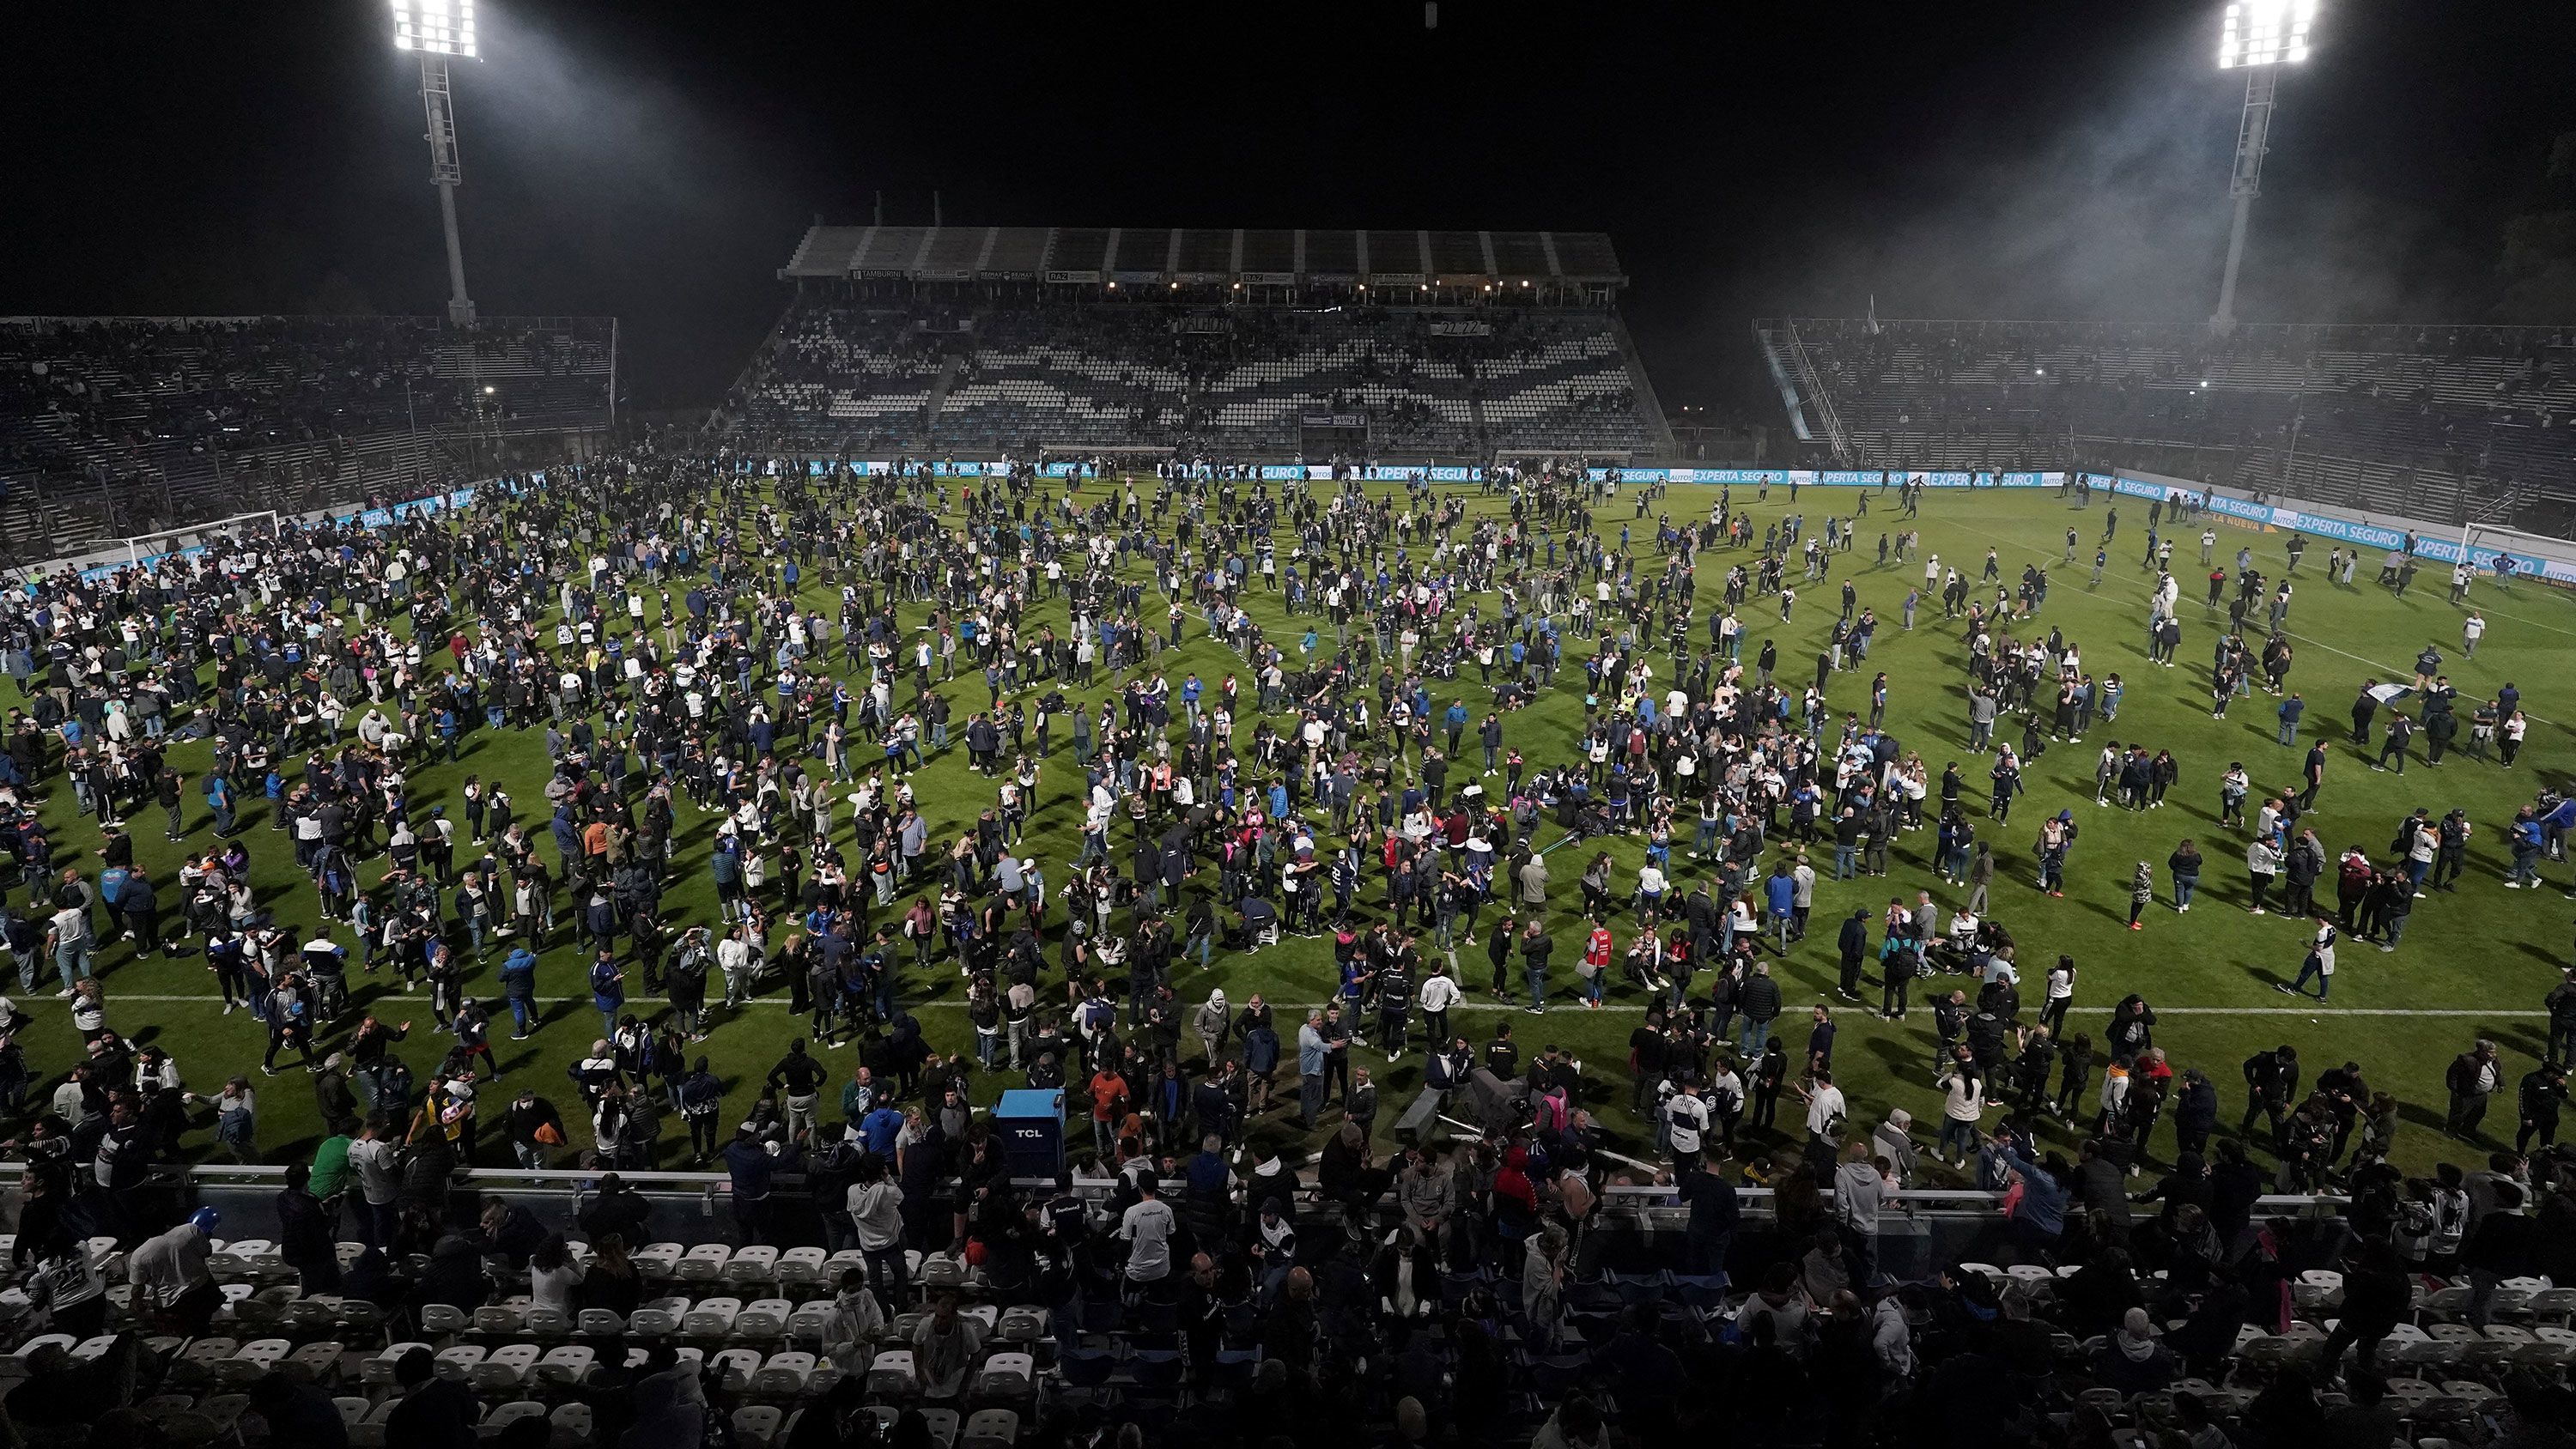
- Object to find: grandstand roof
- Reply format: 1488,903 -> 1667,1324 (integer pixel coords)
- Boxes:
777,226 -> 1625,287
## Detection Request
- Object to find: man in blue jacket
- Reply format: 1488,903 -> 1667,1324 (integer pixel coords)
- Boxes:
1764,862 -> 1798,955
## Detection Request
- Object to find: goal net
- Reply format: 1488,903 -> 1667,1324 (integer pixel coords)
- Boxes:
124,511 -> 282,575
2458,520 -> 2576,590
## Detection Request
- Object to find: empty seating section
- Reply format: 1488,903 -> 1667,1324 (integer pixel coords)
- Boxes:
1781,318 -> 2576,523
1474,313 -> 1649,454
938,309 -> 1194,449
743,306 -> 951,438
727,300 -> 1657,457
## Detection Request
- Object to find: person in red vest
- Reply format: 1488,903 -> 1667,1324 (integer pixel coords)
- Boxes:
1580,922 -> 1613,1009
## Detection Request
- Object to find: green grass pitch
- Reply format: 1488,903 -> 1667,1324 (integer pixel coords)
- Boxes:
18,480 -> 2574,1185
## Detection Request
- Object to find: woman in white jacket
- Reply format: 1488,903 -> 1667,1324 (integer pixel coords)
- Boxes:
1933,1054 -> 1985,1165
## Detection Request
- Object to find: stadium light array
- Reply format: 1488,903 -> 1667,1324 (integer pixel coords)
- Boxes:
395,0 -> 481,323
2218,0 -> 2313,69
392,0 -> 478,58
2210,0 -> 2316,330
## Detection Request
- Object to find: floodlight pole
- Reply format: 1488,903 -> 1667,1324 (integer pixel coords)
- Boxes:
2211,65 -> 2278,335
419,54 -> 477,326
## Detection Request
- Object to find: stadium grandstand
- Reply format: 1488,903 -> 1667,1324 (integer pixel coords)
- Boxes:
0,314 -> 617,561
720,224 -> 1674,463
1759,318 -> 2576,532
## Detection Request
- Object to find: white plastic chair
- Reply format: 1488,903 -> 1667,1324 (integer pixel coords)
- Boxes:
725,1246 -> 781,1290
430,1349 -> 484,1390
711,1347 -> 764,1391
974,1350 -> 1034,1401
629,1299 -> 688,1337
733,1405 -> 784,1447
963,1408 -> 1022,1449
996,1307 -> 1049,1343
178,1336 -> 241,1378
776,1248 -> 828,1291
474,1343 -> 543,1392
787,1302 -> 838,1343
538,1344 -> 598,1387
681,1296 -> 742,1337
219,1337 -> 292,1385
677,1244 -> 732,1285
361,1343 -> 436,1388
867,1349 -> 917,1398
288,1339 -> 344,1383
736,1300 -> 793,1342
285,1298 -> 344,1336
473,1303 -> 528,1337
753,1350 -> 815,1398
432,1344 -> 486,1382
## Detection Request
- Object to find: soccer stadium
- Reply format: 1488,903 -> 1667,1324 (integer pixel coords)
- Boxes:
3,2 -> 2576,1446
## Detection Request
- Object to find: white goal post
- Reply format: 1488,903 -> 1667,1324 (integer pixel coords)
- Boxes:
2459,519 -> 2576,589
125,511 -> 282,574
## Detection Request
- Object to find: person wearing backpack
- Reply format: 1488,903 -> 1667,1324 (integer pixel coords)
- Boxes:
665,928 -> 710,1040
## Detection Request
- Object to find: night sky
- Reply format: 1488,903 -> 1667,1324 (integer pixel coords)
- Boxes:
5,2 -> 2571,419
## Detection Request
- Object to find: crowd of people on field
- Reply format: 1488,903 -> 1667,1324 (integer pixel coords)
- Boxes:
0,449 -> 2566,1448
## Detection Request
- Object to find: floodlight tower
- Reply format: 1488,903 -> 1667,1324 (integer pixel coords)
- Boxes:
392,0 -> 480,325
2210,0 -> 2316,333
